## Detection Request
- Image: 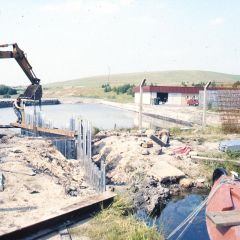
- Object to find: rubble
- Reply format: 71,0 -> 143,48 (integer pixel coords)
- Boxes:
131,176 -> 170,214
179,178 -> 194,188
141,149 -> 150,155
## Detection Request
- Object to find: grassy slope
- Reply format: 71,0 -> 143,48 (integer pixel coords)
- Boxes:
43,70 -> 240,101
45,70 -> 240,88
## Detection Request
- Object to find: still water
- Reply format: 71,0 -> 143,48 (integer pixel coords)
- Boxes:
0,103 -> 136,129
137,193 -> 210,240
0,103 -> 183,129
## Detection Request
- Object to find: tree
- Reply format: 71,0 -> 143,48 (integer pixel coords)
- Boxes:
192,82 -> 206,88
232,81 -> 240,88
0,85 -> 17,95
181,81 -> 188,87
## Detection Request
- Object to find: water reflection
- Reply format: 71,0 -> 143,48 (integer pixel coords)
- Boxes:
137,193 -> 210,240
0,103 -> 184,130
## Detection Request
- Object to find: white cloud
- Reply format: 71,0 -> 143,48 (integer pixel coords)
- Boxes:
209,17 -> 225,26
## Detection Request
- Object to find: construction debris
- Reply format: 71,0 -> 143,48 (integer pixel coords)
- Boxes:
173,146 -> 192,155
150,135 -> 167,147
140,141 -> 153,148
179,178 -> 194,188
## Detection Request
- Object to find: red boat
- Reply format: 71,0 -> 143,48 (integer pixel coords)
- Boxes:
206,168 -> 240,240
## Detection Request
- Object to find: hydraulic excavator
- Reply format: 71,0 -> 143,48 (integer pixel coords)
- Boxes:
0,43 -> 42,101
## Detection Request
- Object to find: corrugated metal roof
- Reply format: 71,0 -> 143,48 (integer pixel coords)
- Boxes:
133,86 -> 239,94
133,86 -> 202,94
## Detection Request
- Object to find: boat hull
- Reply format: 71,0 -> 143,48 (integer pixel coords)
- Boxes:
206,175 -> 240,240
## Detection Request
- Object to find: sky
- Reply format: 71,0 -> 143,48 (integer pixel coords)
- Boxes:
0,0 -> 240,86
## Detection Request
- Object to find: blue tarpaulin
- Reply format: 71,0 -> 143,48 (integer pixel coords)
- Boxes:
219,139 -> 240,152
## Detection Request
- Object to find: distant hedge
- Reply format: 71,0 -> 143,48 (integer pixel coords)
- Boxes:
0,85 -> 17,95
102,83 -> 135,96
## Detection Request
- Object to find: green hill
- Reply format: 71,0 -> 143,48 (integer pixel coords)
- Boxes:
45,70 -> 240,88
43,70 -> 240,102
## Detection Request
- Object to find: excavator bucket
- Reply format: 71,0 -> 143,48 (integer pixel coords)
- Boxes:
22,84 -> 42,100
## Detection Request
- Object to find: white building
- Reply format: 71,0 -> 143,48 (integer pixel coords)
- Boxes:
134,86 -> 201,105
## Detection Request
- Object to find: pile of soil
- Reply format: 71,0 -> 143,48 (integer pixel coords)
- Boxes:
0,129 -> 95,235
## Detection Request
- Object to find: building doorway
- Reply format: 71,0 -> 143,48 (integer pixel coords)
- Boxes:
157,92 -> 168,103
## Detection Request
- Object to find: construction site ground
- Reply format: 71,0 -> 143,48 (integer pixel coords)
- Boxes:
0,129 -> 95,235
1,123 -> 239,238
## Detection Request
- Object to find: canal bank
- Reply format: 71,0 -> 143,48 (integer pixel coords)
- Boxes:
60,97 -> 221,127
0,98 -> 60,108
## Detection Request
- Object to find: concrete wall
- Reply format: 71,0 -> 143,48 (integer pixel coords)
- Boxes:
0,99 -> 60,108
167,93 -> 182,105
167,93 -> 198,105
135,92 -> 157,104
135,92 -> 199,105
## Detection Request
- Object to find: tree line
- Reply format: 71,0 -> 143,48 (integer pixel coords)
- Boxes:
0,85 -> 17,95
101,83 -> 135,96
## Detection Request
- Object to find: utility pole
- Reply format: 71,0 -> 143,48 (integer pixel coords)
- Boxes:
107,66 -> 111,85
202,81 -> 211,129
139,79 -> 146,130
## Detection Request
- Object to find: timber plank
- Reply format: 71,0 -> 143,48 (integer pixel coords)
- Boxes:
0,191 -> 116,240
206,210 -> 240,227
10,122 -> 76,138
191,156 -> 240,166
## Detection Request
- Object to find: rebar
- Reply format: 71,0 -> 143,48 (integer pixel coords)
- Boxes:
21,111 -> 106,192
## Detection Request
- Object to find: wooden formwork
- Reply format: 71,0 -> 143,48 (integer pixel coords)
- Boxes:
10,122 -> 77,138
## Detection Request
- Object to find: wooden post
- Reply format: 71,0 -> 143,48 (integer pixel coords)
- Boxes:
139,79 -> 146,130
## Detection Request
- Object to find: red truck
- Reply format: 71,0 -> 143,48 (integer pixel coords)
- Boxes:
187,99 -> 199,106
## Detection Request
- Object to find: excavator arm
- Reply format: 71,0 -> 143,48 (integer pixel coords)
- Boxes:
0,43 -> 42,100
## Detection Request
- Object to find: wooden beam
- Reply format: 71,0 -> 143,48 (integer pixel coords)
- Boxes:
10,123 -> 77,138
207,210 -> 240,227
0,125 -> 17,128
191,156 -> 240,166
0,191 -> 116,240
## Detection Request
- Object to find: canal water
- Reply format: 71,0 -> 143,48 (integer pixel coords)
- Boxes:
0,103 -> 135,129
137,192 -> 210,240
0,103 -> 184,129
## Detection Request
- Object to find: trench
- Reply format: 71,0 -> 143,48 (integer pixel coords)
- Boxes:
136,189 -> 210,240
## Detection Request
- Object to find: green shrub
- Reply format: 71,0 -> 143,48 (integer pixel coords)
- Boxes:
226,150 -> 240,159
0,85 -> 17,95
